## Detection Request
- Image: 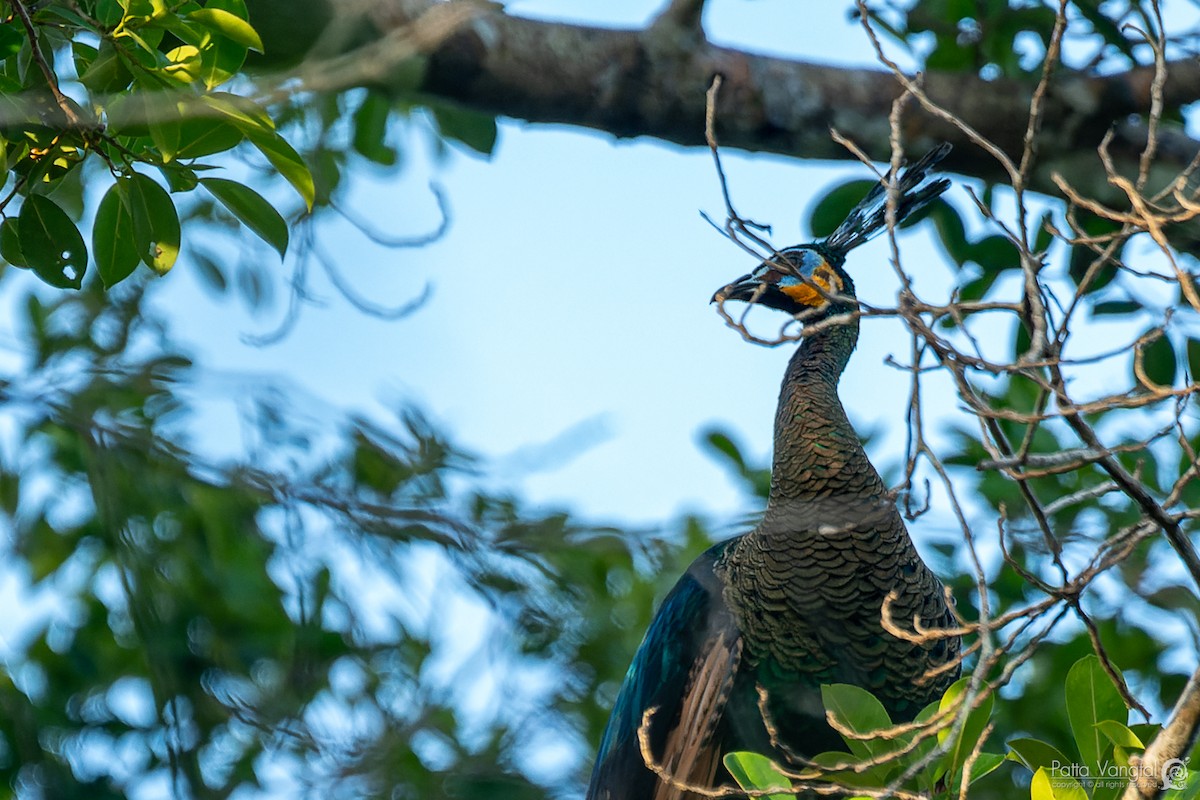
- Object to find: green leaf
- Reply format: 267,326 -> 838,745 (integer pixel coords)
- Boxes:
1093,300 -> 1141,316
1074,0 -> 1136,59
1065,655 -> 1127,772
353,92 -> 397,166
1006,737 -> 1073,775
702,429 -> 746,471
1096,720 -> 1144,750
809,180 -> 877,239
175,116 -> 244,159
0,23 -> 24,60
430,104 -> 497,156
78,39 -> 134,93
200,178 -> 288,258
94,181 -> 140,288
187,8 -> 264,52
149,102 -> 182,162
806,750 -> 895,788
71,41 -> 99,77
1014,319 -> 1032,360
1068,213 -> 1120,292
959,270 -> 1000,303
821,683 -> 893,759
207,0 -> 249,18
192,248 -> 227,295
199,92 -> 275,133
1033,211 -> 1054,254
722,752 -> 791,800
1140,333 -> 1176,387
96,0 -> 124,26
121,0 -> 156,18
126,172 -> 181,275
906,700 -> 941,780
970,234 -> 1020,274
163,44 -> 203,84
969,752 -> 1006,784
19,194 -> 87,289
0,217 -> 26,267
937,678 -> 995,783
1187,339 -> 1200,383
1032,766 -> 1088,800
201,43 -> 248,90
929,199 -> 971,266
244,128 -> 315,210
157,163 -> 199,193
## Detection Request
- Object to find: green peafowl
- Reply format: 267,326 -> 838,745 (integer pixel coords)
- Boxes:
586,145 -> 961,800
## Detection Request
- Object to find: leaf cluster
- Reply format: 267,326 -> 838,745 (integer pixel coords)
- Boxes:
0,0 -> 310,290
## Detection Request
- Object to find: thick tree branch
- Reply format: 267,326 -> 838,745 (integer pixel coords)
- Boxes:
1121,664 -> 1200,799
334,2 -> 1200,199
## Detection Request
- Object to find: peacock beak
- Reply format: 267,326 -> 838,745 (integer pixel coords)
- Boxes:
712,274 -> 758,303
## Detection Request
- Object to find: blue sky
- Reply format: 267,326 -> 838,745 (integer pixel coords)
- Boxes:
144,0 -> 947,528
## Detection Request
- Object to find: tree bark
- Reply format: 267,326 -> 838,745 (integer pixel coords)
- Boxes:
247,0 -> 1200,240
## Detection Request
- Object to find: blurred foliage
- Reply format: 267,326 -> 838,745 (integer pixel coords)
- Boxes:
862,0 -> 1159,78
0,278 -> 711,797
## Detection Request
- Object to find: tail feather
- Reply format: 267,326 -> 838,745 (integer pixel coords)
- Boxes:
824,143 -> 952,255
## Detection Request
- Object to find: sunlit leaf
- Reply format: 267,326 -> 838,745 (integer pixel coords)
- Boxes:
244,128 -> 315,210
163,45 -> 203,84
969,752 -> 1006,784
1032,766 -> 1088,800
188,8 -> 264,52
127,172 -> 181,275
199,92 -> 275,133
937,678 -> 995,782
1096,720 -> 1144,750
723,752 -> 791,800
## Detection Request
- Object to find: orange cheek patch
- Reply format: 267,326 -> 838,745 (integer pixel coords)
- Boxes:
779,266 -> 843,307
780,283 -> 824,306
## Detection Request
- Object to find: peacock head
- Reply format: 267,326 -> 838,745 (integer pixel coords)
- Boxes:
712,244 -> 856,319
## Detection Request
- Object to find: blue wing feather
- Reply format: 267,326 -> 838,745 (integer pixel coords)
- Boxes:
587,543 -> 736,800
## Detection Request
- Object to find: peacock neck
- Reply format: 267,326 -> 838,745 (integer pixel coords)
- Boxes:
765,314 -> 886,511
